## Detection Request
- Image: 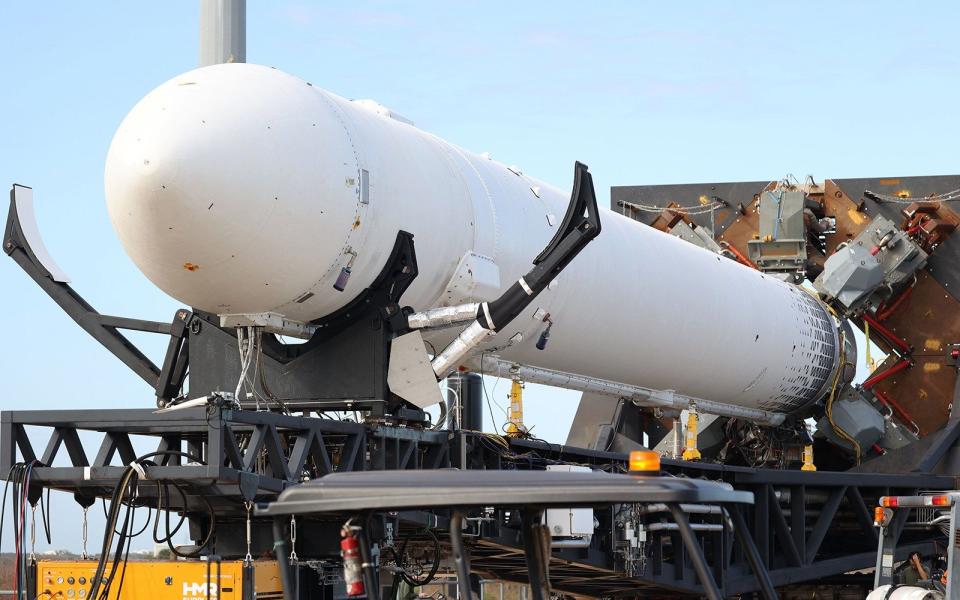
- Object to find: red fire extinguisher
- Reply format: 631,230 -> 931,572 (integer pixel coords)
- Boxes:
341,528 -> 365,597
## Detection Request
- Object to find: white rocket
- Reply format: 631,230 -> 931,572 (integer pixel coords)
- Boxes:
105,63 -> 847,420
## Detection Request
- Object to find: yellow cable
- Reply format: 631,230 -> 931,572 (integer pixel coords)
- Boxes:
824,336 -> 861,464
797,288 -> 862,463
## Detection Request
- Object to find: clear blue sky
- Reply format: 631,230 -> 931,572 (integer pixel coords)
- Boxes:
0,1 -> 957,551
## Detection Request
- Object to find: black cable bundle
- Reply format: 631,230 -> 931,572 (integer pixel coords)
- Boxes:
0,460 -> 50,600
88,450 -> 218,600
89,464 -> 139,600
1,461 -> 52,600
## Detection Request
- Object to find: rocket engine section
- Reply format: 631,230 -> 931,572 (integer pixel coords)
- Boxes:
105,63 -> 850,416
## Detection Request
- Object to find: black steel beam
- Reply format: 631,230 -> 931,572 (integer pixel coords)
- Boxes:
845,485 -> 880,546
520,508 -> 551,600
728,505 -> 778,600
97,315 -> 171,334
5,187 -> 163,386
915,417 -> 960,472
729,542 -> 935,592
790,484 -> 806,561
667,503 -> 723,600
767,485 -> 801,567
1,406 -> 955,598
732,468 -> 954,488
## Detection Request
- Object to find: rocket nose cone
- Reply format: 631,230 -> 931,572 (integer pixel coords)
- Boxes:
105,64 -> 361,318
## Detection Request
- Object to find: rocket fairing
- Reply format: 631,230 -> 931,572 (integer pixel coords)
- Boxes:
105,63 -> 845,415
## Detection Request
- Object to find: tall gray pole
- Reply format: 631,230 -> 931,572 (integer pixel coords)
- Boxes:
947,502 -> 959,599
199,0 -> 246,66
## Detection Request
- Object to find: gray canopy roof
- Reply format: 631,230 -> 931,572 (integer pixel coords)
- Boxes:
256,469 -> 753,516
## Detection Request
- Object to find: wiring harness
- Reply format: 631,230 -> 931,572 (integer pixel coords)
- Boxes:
87,450 -> 217,600
1,461 -> 51,599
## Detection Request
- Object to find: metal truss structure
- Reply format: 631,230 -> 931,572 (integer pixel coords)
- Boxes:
3,407 -> 958,597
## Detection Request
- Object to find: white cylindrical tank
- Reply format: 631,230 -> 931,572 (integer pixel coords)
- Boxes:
105,63 -> 842,414
866,585 -> 943,600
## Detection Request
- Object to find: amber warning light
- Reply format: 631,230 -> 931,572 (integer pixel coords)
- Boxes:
628,450 -> 661,473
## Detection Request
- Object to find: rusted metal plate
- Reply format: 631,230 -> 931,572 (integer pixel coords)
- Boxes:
611,176 -> 960,439
824,179 -> 960,436
611,180 -> 770,237
715,179 -> 960,436
715,182 -> 775,257
867,269 -> 960,436
832,176 -> 960,303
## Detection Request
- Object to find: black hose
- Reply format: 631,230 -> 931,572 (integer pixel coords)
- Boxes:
38,487 -> 51,544
398,530 -> 441,587
272,518 -> 296,600
101,497 -> 152,537
2,462 -> 38,599
356,521 -> 379,600
89,450 -> 219,600
135,451 -> 217,559
0,464 -> 17,568
89,466 -> 137,599
111,496 -> 136,599
449,512 -> 472,600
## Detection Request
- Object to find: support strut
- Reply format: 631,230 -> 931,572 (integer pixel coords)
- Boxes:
431,161 -> 601,378
4,184 -> 169,387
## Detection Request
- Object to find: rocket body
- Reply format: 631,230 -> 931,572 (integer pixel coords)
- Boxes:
106,63 -> 841,414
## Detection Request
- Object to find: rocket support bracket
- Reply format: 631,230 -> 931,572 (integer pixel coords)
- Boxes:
181,230 -> 423,416
432,162 -> 601,377
306,229 -> 418,342
4,184 -> 170,387
480,161 -> 601,332
4,182 -> 427,417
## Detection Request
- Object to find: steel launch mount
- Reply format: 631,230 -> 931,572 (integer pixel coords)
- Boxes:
7,168 -> 960,599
